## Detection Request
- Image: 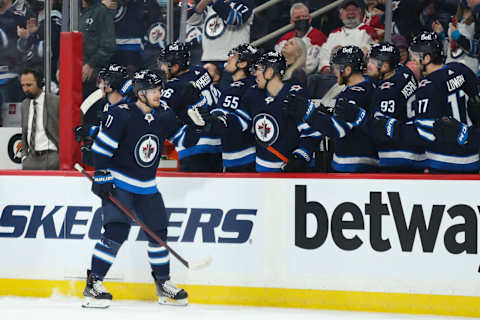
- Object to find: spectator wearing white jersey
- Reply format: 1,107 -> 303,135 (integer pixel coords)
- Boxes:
275,2 -> 326,75
317,0 -> 376,73
187,0 -> 253,65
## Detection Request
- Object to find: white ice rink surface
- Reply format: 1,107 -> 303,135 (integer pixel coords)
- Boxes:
0,297 -> 477,320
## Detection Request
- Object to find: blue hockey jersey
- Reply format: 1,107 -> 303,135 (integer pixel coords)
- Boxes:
409,62 -> 480,172
369,64 -> 426,169
161,66 -> 222,159
308,77 -> 378,172
210,76 -> 256,169
0,6 -> 26,85
92,101 -> 180,194
243,83 -> 321,172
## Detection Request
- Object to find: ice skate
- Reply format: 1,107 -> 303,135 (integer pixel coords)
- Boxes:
152,273 -> 188,306
82,270 -> 112,308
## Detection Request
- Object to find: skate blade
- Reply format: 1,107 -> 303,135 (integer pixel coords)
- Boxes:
158,296 -> 188,306
82,297 -> 111,309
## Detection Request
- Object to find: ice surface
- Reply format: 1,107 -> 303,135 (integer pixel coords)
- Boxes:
0,296 -> 477,320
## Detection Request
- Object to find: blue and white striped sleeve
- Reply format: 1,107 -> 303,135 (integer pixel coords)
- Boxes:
212,0 -> 252,26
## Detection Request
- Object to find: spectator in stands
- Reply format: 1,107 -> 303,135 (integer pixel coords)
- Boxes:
363,0 -> 385,39
317,0 -> 376,73
391,33 -> 420,80
0,0 -> 26,107
20,68 -> 59,170
275,2 -> 326,74
282,37 -> 307,87
104,0 -> 145,75
187,0 -> 253,66
432,1 -> 479,74
17,0 -> 62,84
79,0 -> 116,124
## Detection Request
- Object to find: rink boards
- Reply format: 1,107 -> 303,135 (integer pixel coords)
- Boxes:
1,171 -> 480,316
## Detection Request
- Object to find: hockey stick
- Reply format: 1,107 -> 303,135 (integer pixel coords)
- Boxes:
266,145 -> 289,163
80,89 -> 103,115
255,138 -> 289,163
74,163 -> 212,270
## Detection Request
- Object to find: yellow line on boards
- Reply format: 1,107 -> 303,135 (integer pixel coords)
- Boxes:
1,279 -> 480,317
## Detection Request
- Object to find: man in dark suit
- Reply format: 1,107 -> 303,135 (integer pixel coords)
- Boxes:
20,68 -> 59,170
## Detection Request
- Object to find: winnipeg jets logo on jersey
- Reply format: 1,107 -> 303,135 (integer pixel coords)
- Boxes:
146,22 -> 166,48
231,81 -> 245,87
205,14 -> 225,39
144,113 -> 154,124
135,134 -> 160,168
380,82 -> 394,90
253,113 -> 279,145
265,97 -> 274,104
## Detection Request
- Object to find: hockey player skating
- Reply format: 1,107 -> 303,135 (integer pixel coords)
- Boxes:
158,41 -> 223,172
285,45 -> 378,172
242,50 -> 321,172
82,69 -> 205,308
206,44 -> 261,172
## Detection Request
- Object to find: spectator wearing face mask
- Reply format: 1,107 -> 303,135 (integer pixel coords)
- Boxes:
274,2 -> 326,75
317,0 -> 376,74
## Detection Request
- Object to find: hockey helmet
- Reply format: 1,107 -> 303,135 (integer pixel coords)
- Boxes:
256,50 -> 287,77
228,44 -> 262,69
97,64 -> 129,92
330,45 -> 365,73
409,31 -> 444,61
158,41 -> 191,70
369,42 -> 400,67
132,69 -> 163,95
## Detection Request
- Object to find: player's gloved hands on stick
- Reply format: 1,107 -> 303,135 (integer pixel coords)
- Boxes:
433,116 -> 469,145
283,94 -> 313,123
92,170 -> 115,200
74,125 -> 92,142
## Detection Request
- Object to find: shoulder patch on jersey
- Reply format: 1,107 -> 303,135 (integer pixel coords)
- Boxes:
350,86 -> 365,92
231,81 -> 245,87
195,71 -> 200,75
265,97 -> 274,104
118,104 -> 129,109
403,73 -> 409,79
380,82 -> 395,90
289,84 -> 303,92
418,79 -> 432,88
448,70 -> 454,75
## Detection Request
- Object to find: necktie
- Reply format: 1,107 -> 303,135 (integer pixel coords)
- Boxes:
30,100 -> 38,152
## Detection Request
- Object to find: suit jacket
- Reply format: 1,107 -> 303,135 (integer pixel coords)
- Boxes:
21,93 -> 60,158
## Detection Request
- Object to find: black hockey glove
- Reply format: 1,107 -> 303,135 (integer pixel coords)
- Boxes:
371,116 -> 400,144
282,149 -> 310,172
283,94 -> 314,123
468,94 -> 480,126
92,170 -> 115,200
182,81 -> 203,107
317,104 -> 334,115
209,111 -> 229,136
433,116 -> 469,145
74,125 -> 92,142
333,98 -> 367,127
